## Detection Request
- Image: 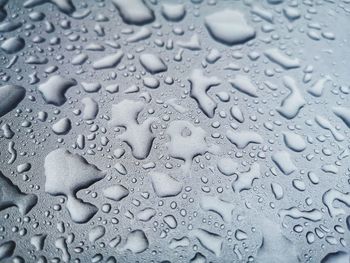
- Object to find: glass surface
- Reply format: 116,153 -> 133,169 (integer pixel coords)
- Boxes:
0,0 -> 349,262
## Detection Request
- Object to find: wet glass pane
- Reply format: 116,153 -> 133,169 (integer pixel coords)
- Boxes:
0,0 -> 349,262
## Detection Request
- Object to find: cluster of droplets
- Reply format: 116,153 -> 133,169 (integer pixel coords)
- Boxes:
0,0 -> 349,262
